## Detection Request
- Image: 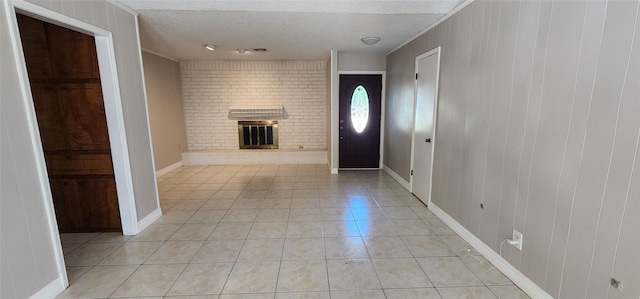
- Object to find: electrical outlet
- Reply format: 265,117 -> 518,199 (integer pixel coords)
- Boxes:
512,229 -> 523,251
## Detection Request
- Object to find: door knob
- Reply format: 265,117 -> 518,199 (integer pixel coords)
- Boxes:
425,138 -> 431,143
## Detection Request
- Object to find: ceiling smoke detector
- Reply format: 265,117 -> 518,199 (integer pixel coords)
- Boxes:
360,36 -> 381,45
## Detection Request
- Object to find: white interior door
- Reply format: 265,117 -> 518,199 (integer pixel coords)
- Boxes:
411,48 -> 440,205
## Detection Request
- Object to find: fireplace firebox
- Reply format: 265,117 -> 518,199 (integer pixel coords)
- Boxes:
238,121 -> 278,149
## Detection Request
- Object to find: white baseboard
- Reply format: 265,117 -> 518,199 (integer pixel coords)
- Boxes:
136,208 -> 162,233
428,203 -> 553,299
383,165 -> 411,191
326,162 -> 339,174
29,277 -> 66,299
155,160 -> 183,177
182,150 -> 327,165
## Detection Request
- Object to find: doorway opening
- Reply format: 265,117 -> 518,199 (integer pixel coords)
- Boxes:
17,13 -> 122,233
410,47 -> 441,206
10,2 -> 141,291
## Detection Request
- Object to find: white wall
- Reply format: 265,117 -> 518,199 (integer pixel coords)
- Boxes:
329,50 -> 339,172
326,56 -> 332,166
338,52 -> 386,71
181,60 -> 327,151
143,51 -> 188,170
385,1 -> 640,298
1,0 -> 160,297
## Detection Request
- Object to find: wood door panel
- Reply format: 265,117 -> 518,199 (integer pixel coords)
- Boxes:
51,178 -> 121,232
45,24 -> 100,79
57,84 -> 111,150
16,14 -> 54,79
78,178 -> 121,231
49,179 -> 83,232
31,84 -> 67,150
18,14 -> 121,233
46,154 -> 114,176
341,135 -> 379,168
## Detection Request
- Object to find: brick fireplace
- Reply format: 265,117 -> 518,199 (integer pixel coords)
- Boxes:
180,60 -> 327,151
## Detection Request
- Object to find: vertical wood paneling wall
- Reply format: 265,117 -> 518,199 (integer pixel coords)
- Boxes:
385,1 -> 640,297
1,4 -> 59,298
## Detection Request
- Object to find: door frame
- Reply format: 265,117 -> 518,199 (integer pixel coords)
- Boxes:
7,0 -> 140,286
409,47 -> 441,205
336,71 -> 386,169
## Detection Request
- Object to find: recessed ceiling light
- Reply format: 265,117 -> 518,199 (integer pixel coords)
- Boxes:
237,48 -> 247,54
361,37 -> 381,45
204,44 -> 215,51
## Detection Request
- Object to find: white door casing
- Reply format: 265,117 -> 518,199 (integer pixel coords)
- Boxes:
11,1 -> 139,235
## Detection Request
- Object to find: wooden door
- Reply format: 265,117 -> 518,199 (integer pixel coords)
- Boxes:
17,14 -> 121,232
339,75 -> 382,168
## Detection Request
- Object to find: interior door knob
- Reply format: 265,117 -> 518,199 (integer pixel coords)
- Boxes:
425,138 -> 431,143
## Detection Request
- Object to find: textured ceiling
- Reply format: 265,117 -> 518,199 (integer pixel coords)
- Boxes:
118,1 -> 466,61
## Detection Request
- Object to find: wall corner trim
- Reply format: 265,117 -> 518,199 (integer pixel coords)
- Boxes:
383,165 -> 410,191
429,203 -> 554,299
29,277 -> 66,299
105,0 -> 139,16
386,0 -> 475,56
155,161 -> 183,177
142,48 -> 179,62
136,208 -> 162,235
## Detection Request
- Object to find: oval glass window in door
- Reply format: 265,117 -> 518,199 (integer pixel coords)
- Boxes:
350,85 -> 370,133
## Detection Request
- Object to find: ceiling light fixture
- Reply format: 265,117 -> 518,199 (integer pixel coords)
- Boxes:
237,48 -> 247,54
361,36 -> 381,45
204,44 -> 216,51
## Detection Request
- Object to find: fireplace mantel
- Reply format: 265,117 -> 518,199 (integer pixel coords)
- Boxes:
227,106 -> 286,120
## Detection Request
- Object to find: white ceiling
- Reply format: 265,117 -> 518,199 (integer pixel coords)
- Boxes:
118,0 -> 466,61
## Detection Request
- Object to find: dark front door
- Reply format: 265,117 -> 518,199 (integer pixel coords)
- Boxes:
17,14 -> 122,232
339,74 -> 382,168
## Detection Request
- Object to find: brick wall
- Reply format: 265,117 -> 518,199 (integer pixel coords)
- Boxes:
181,60 -> 327,150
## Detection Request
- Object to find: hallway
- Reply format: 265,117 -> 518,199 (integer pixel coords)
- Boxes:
58,165 -> 529,298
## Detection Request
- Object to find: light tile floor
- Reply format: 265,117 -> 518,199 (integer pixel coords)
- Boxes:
57,164 -> 530,299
